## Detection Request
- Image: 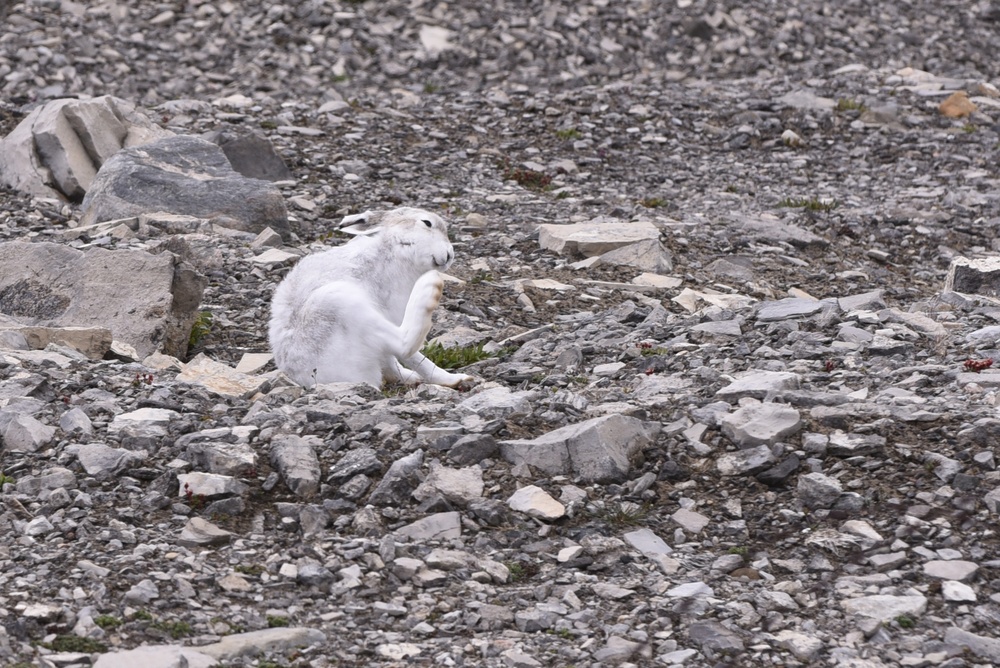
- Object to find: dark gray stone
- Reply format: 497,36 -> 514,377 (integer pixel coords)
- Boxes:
80,135 -> 290,239
203,127 -> 293,182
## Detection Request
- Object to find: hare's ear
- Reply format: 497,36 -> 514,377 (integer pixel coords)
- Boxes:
338,210 -> 384,236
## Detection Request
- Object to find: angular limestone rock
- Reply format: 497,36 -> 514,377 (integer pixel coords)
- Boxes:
500,414 -> 657,483
269,434 -> 321,498
0,241 -> 206,359
81,135 -> 290,239
538,220 -> 660,257
0,96 -> 172,200
945,256 -> 1000,298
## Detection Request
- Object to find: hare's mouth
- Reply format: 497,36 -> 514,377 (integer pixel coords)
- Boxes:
433,251 -> 454,268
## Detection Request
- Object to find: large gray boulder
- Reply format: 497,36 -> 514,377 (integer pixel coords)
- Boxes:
0,96 -> 172,200
80,135 -> 291,239
500,414 -> 658,483
0,241 -> 206,359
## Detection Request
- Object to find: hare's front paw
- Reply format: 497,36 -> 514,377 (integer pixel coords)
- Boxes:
445,373 -> 477,390
400,270 -> 444,357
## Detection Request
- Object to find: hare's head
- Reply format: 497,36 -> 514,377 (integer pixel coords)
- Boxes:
340,207 -> 454,271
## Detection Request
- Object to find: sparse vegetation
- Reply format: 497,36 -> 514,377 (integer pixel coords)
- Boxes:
151,620 -> 193,639
259,119 -> 278,130
727,546 -> 749,557
235,564 -> 265,577
43,635 -> 108,653
500,159 -> 553,191
895,615 -> 915,629
639,197 -> 667,208
470,270 -> 494,284
421,341 -> 493,370
0,472 -> 14,487
835,98 -> 866,113
132,609 -> 153,621
189,310 -> 214,349
267,615 -> 290,628
777,196 -> 839,212
961,123 -> 977,133
555,127 -> 582,140
596,501 -> 650,528
94,614 -> 121,629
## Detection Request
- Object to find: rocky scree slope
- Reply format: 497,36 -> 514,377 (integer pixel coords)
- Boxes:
2,1 -> 1000,667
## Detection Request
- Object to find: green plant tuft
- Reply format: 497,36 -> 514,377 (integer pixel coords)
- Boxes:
555,128 -> 582,140
500,159 -> 553,191
189,310 -> 214,349
132,609 -> 153,621
44,635 -> 108,653
421,341 -> 493,370
0,472 -> 14,487
835,98 -> 866,113
267,615 -> 290,628
151,620 -> 193,639
639,197 -> 667,208
777,196 -> 839,212
259,120 -> 278,130
895,615 -> 915,629
94,614 -> 121,629
596,501 -> 650,528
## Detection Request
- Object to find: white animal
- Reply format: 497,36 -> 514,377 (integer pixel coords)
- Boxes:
268,207 -> 474,389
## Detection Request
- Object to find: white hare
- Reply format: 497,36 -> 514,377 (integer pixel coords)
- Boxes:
268,207 -> 474,389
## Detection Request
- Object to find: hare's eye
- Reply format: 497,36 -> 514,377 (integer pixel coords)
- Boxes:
422,219 -> 433,228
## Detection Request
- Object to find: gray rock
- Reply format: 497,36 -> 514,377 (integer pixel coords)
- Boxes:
593,636 -> 646,662
945,256 -> 1000,297
446,434 -> 499,466
369,450 -> 424,506
757,297 -> 830,322
93,645 -> 218,668
538,220 -> 660,257
720,402 -> 802,447
797,472 -> 843,508
178,517 -> 233,547
671,508 -> 710,534
185,441 -> 257,476
838,290 -> 886,312
778,90 -> 836,111
2,413 -> 56,452
840,594 -> 927,621
14,467 -> 76,495
457,386 -> 533,420
500,414 -> 656,483
774,630 -> 824,661
944,627 -> 1000,662
203,127 -> 292,182
923,560 -> 978,581
716,371 -> 800,400
596,238 -> 673,273
195,627 -> 327,660
124,578 -> 160,604
269,434 -> 320,498
177,472 -> 248,499
732,214 -> 829,248
0,96 -> 171,200
2,324 -> 112,360
413,461 -> 484,506
687,620 -> 744,653
80,136 -> 290,239
58,407 -> 93,436
507,485 -> 565,520
716,444 -> 776,476
327,447 -> 382,482
828,431 -> 885,457
395,511 -> 462,541
0,241 -> 206,359
66,443 -> 145,476
623,528 -> 672,555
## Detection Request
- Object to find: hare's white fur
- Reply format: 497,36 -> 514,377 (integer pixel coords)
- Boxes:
268,207 -> 473,388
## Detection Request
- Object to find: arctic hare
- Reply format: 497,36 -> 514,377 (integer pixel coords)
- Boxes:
269,207 -> 474,389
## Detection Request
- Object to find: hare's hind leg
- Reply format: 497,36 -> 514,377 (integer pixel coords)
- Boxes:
401,351 -> 475,388
399,270 -> 444,358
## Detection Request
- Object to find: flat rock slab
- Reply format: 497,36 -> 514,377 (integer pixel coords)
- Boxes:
0,324 -> 111,359
732,214 -> 829,248
81,135 -> 290,239
840,594 -> 927,621
507,485 -> 565,520
176,353 -> 269,399
0,241 -> 206,359
756,297 -> 830,322
195,627 -> 327,660
93,645 -> 217,668
538,220 -> 660,257
500,414 -> 657,483
944,627 -> 1000,663
178,517 -> 233,547
720,402 -> 802,447
395,511 -> 462,541
716,371 -> 800,400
